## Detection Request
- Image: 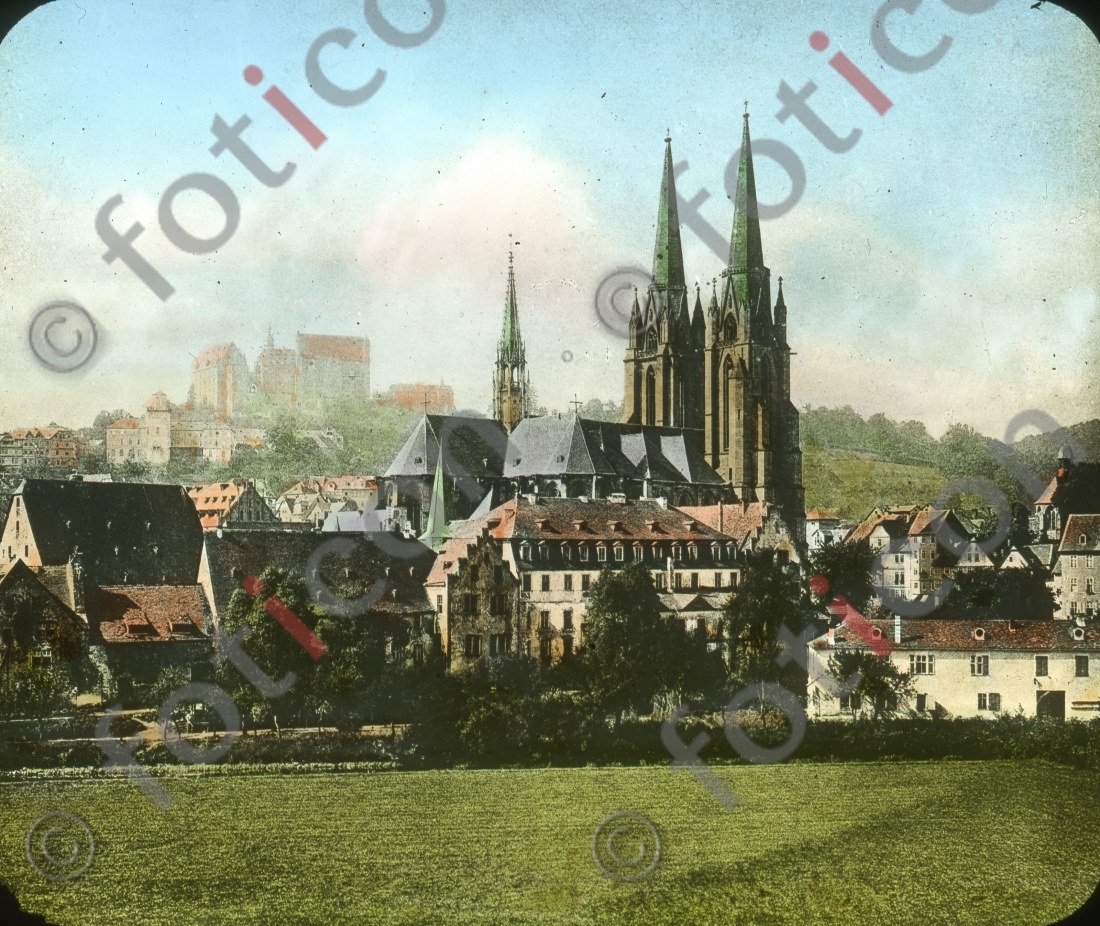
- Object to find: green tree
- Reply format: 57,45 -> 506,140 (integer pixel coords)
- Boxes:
828,650 -> 916,719
806,539 -> 875,614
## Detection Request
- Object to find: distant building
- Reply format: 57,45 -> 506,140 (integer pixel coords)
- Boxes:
191,344 -> 251,419
1053,515 -> 1100,620
805,508 -> 845,551
104,393 -> 263,465
1031,447 -> 1100,542
186,479 -> 278,530
295,333 -> 370,405
0,428 -> 85,474
382,381 -> 456,414
253,328 -> 297,397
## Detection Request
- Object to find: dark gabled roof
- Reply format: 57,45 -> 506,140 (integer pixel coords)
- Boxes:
505,415 -> 724,487
201,530 -> 436,620
1059,515 -> 1100,553
16,479 -> 202,585
385,415 -> 509,481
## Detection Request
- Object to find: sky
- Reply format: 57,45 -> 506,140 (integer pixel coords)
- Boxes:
0,0 -> 1098,441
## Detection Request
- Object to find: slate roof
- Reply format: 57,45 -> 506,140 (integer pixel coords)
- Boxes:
14,479 -> 203,585
813,618 -> 1100,653
385,414 -> 509,481
90,585 -> 208,642
505,414 -> 724,486
201,530 -> 435,621
1059,515 -> 1100,553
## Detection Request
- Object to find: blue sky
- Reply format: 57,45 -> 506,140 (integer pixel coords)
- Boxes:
1,0 -> 1098,439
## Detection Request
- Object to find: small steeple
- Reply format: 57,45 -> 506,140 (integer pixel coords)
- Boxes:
774,276 -> 787,325
264,326 -> 274,351
652,135 -> 687,294
729,110 -> 764,272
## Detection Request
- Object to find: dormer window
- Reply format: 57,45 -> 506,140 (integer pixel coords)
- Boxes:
573,520 -> 587,531
520,543 -> 531,562
608,521 -> 623,532
1082,534 -> 1088,545
645,520 -> 658,533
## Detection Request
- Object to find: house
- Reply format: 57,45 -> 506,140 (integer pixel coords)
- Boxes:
677,500 -> 802,566
0,560 -> 88,672
277,477 -> 378,529
805,508 -> 845,551
808,617 -> 1100,720
1053,515 -> 1100,619
380,381 -> 456,413
0,428 -> 84,474
186,478 -> 278,530
427,495 -> 742,670
0,478 -> 203,586
1031,448 -> 1100,542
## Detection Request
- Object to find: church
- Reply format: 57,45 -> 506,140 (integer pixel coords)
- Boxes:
384,113 -> 804,544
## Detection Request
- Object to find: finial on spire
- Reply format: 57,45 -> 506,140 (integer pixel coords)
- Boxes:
778,275 -> 783,283
744,100 -> 749,116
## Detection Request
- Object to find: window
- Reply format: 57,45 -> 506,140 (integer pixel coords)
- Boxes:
582,575 -> 590,591
1089,578 -> 1096,594
696,619 -> 707,634
489,634 -> 510,656
540,611 -> 550,630
436,595 -> 443,613
1036,655 -> 1048,677
1071,601 -> 1079,615
715,572 -> 722,589
655,573 -> 665,590
1070,555 -> 1078,568
597,546 -> 607,563
711,543 -> 720,561
970,655 -> 989,676
674,573 -> 682,590
841,692 -> 861,711
539,638 -> 552,663
910,654 -> 935,675
469,565 -> 479,582
564,574 -> 573,592
893,571 -> 905,586
673,545 -> 682,561
521,544 -> 531,562
539,544 -> 550,562
537,574 -> 548,592
562,636 -> 573,660
523,574 -> 531,592
978,693 -> 987,710
690,573 -> 699,589
1088,555 -> 1096,568
465,635 -> 483,657
563,609 -> 573,630
893,553 -> 905,565
1076,656 -> 1090,677
580,546 -> 589,562
730,573 -> 738,587
689,545 -> 698,561
633,546 -> 643,563
1071,578 -> 1078,591
463,594 -> 478,614
614,546 -> 624,562
916,694 -> 927,712
989,693 -> 1001,711
562,545 -> 572,562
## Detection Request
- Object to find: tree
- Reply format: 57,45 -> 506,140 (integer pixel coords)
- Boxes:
937,566 -> 1054,621
806,539 -> 875,614
580,563 -> 714,723
827,649 -> 916,719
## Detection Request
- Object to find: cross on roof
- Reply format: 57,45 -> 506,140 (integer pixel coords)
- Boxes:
570,396 -> 583,414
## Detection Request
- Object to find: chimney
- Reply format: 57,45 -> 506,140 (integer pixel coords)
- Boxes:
827,627 -> 834,647
894,614 -> 901,644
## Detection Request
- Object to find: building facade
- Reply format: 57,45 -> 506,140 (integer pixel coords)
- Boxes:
191,344 -> 251,419
1054,514 -> 1100,619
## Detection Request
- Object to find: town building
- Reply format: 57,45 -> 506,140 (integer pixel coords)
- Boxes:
252,328 -> 297,397
426,495 -> 742,670
186,479 -> 278,530
1031,447 -> 1100,542
191,344 -> 251,419
808,617 -> 1100,720
295,333 -> 370,406
277,476 -> 379,528
805,508 -> 845,551
0,428 -> 84,474
1053,514 -> 1100,619
677,500 -> 801,566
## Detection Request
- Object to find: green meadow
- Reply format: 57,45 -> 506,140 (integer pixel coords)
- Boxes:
2,761 -> 1098,926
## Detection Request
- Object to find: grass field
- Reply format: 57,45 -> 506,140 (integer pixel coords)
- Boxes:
2,761 -> 1098,925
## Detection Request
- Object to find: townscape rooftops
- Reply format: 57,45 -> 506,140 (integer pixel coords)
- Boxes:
296,333 -> 369,363
676,501 -> 769,545
806,508 -> 841,521
90,584 -> 208,642
1059,514 -> 1100,553
14,479 -> 204,584
814,618 -> 1100,653
106,418 -> 141,430
192,343 -> 237,371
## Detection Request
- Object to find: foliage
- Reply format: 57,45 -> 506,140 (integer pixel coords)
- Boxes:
806,538 -> 875,614
827,649 -> 916,719
936,566 -> 1055,621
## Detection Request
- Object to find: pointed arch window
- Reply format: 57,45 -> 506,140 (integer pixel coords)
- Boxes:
645,327 -> 658,354
645,369 -> 656,427
722,357 -> 733,451
723,315 -> 736,342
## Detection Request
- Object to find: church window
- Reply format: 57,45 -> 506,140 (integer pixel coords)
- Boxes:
645,328 -> 658,353
723,316 -> 736,342
645,369 -> 656,426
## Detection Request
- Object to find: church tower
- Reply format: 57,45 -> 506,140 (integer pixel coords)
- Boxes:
622,136 -> 705,429
493,250 -> 529,432
703,111 -> 803,516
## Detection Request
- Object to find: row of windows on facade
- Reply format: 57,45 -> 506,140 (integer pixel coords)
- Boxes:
839,692 -> 1003,712
443,570 -> 740,613
518,541 -> 743,564
907,654 -> 1090,677
1067,577 -> 1097,592
465,633 -> 573,662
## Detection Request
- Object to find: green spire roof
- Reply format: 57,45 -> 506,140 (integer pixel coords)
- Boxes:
729,112 -> 764,272
418,447 -> 449,549
652,135 -> 686,292
498,251 -> 525,364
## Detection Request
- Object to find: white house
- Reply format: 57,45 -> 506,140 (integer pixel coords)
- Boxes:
807,617 -> 1100,720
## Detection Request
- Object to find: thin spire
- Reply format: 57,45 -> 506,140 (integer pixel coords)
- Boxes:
729,110 -> 764,272
499,248 -> 524,363
652,135 -> 686,293
774,276 -> 787,326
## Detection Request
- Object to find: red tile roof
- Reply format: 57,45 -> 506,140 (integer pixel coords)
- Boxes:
192,344 -> 235,370
296,334 -> 369,363
676,502 -> 769,544
92,585 -> 208,642
107,418 -> 141,430
813,618 -> 1100,652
